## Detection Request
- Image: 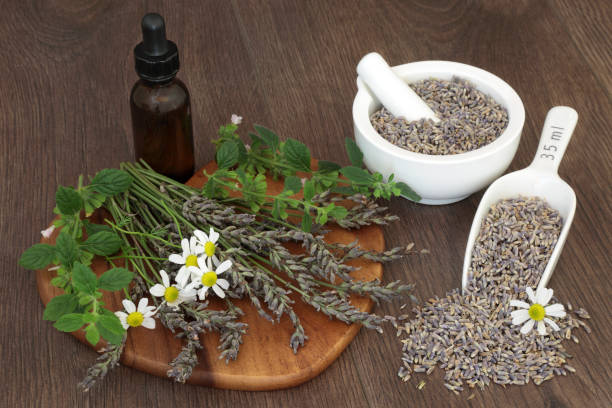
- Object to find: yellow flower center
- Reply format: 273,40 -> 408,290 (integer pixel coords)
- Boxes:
204,241 -> 216,257
126,311 -> 144,327
201,271 -> 217,287
528,304 -> 545,321
185,254 -> 198,267
164,286 -> 179,302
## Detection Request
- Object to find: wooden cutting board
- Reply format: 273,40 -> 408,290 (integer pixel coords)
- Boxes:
36,162 -> 384,391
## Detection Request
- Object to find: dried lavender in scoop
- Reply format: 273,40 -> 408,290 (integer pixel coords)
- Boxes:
371,77 -> 508,155
397,197 -> 590,392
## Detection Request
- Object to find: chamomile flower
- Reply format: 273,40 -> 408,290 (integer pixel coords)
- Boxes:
169,236 -> 204,280
41,225 -> 56,239
193,228 -> 221,265
231,114 -> 242,125
149,270 -> 197,309
190,257 -> 232,300
510,286 -> 566,335
115,298 -> 157,330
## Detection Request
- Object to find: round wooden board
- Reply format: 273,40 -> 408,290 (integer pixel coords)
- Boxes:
36,162 -> 384,391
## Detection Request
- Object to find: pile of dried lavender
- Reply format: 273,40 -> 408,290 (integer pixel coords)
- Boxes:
397,197 -> 590,393
370,78 -> 508,155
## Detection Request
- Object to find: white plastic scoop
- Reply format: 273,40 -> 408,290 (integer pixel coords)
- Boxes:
356,52 -> 439,122
461,106 -> 578,294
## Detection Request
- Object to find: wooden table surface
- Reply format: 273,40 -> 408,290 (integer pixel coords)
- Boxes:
2,1 -> 610,407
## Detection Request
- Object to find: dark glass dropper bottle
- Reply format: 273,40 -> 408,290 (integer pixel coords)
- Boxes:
130,13 -> 194,182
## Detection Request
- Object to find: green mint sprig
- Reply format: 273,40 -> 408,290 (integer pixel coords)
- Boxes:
19,168 -> 134,346
205,123 -> 420,231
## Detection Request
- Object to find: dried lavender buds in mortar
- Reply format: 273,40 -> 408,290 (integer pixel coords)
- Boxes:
397,197 -> 590,392
371,78 -> 508,155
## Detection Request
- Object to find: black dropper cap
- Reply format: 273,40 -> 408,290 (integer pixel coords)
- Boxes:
134,13 -> 179,83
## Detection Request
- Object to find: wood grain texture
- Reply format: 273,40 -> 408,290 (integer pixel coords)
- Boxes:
2,0 -> 611,407
35,161 -> 385,391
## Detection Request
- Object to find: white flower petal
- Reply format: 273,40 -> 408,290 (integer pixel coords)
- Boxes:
181,238 -> 190,255
193,245 -> 204,255
545,303 -> 565,317
511,309 -> 531,325
122,299 -> 136,313
543,317 -> 560,331
526,287 -> 536,304
194,229 -> 208,244
510,300 -> 530,309
142,307 -> 157,317
137,297 -> 149,312
212,284 -> 226,298
115,312 -> 128,329
141,317 -> 156,329
217,278 -> 230,290
216,260 -> 232,275
536,287 -> 553,306
537,320 -> 547,335
196,256 -> 207,270
198,287 -> 209,300
149,284 -> 166,297
168,254 -> 185,265
520,319 -> 535,334
41,225 -> 56,239
189,236 -> 198,253
231,114 -> 242,125
167,299 -> 181,308
189,268 -> 202,283
160,270 -> 170,287
176,267 -> 190,287
209,228 -> 219,243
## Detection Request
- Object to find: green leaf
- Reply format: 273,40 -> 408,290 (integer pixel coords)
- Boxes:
301,212 -> 312,232
254,125 -> 279,152
43,294 -> 78,321
328,205 -> 348,220
83,220 -> 113,237
72,262 -> 98,294
396,182 -> 421,202
345,138 -> 364,167
80,189 -> 106,216
303,180 -> 315,201
216,140 -> 240,169
85,324 -> 100,346
98,268 -> 134,291
248,132 -> 266,148
340,166 -> 374,184
283,176 -> 302,194
18,244 -> 56,270
56,186 -> 83,216
56,231 -> 79,267
90,169 -> 132,196
272,198 -> 289,220
283,139 -> 311,172
97,314 -> 125,345
81,231 -> 122,256
54,313 -> 84,332
318,160 -> 341,173
331,186 -> 357,196
50,275 -> 69,289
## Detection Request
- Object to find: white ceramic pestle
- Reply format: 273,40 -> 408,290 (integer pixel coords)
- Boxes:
356,52 -> 439,122
461,106 -> 578,294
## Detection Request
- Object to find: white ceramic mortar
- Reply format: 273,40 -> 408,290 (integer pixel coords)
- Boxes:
353,60 -> 525,205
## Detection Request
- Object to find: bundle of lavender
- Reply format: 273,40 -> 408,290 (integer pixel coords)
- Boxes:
20,119 -> 422,390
